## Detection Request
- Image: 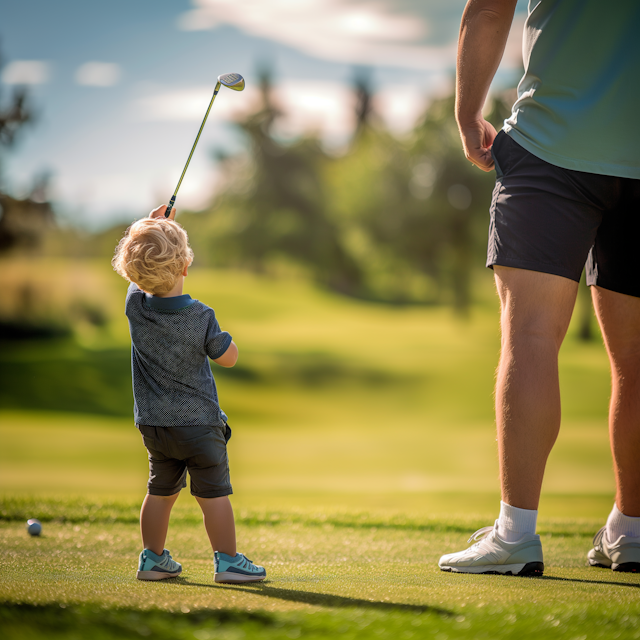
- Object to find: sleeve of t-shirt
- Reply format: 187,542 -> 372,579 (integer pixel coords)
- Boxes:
204,310 -> 233,360
124,282 -> 142,315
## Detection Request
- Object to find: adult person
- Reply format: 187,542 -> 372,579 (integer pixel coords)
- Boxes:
438,0 -> 640,576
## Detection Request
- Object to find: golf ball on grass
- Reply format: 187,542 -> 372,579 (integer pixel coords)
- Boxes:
26,519 -> 42,536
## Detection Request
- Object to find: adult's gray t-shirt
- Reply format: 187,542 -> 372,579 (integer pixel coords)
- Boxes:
125,283 -> 232,427
504,0 -> 640,178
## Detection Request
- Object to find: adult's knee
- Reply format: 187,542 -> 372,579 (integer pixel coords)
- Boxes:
496,267 -> 577,350
610,349 -> 640,389
500,297 -> 573,353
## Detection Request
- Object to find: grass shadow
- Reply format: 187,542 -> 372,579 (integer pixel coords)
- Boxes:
0,342 -> 413,416
0,601 -> 276,639
0,343 -> 133,416
178,579 -> 451,616
540,574 -> 640,589
444,570 -> 639,589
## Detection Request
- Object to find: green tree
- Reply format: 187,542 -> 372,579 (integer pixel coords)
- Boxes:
0,48 -> 55,254
190,70 -> 363,294
324,88 -> 510,310
187,69 -> 511,312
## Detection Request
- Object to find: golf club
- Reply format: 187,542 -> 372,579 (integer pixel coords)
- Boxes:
165,72 -> 245,218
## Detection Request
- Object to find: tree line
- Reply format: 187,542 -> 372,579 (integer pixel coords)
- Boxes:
181,70 -> 511,313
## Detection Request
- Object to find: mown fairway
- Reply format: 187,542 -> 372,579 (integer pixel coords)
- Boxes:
2,500 -> 640,640
1,261 -> 638,638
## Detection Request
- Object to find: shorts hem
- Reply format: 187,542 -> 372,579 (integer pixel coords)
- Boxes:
487,257 -> 581,283
147,487 -> 184,497
191,488 -> 233,499
587,278 -> 640,299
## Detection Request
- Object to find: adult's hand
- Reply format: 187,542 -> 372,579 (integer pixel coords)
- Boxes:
458,117 -> 498,172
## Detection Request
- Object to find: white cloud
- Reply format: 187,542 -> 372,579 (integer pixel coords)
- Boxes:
75,62 -> 121,87
134,84 -> 256,122
176,0 -> 456,70
181,0 -> 426,40
374,85 -> 429,134
177,8 -> 219,31
2,60 -> 51,84
270,81 -> 356,143
177,0 -> 527,73
132,79 -> 431,146
132,81 -> 354,142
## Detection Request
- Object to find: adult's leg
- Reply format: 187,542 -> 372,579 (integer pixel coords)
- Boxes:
494,266 -> 578,510
140,492 -> 181,555
591,286 -> 640,517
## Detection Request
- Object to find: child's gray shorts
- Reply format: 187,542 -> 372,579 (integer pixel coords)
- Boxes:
136,424 -> 232,499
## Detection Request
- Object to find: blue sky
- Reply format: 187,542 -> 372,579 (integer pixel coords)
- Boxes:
1,0 -> 526,229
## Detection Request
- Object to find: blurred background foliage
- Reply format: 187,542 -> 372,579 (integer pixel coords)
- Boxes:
0,14 -> 622,633
0,62 -> 516,344
178,69 -> 510,312
0,55 -> 595,390
0,53 -> 609,525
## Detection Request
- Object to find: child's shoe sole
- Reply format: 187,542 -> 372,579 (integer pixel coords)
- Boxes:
137,569 -> 182,581
215,571 -> 266,583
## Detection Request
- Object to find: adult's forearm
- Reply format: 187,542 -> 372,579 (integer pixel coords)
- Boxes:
456,0 -> 517,126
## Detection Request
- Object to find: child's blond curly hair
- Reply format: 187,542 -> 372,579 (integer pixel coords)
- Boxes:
112,218 -> 194,296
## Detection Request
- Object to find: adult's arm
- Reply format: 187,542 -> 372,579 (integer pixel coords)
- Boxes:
456,0 -> 518,171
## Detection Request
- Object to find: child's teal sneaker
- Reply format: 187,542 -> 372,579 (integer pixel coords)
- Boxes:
214,551 -> 266,583
137,548 -> 182,581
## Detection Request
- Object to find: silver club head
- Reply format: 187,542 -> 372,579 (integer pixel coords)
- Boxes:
218,72 -> 245,91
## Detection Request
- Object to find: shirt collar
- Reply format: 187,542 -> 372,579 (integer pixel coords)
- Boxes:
144,293 -> 196,311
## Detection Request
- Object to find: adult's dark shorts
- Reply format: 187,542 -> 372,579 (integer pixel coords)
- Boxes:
136,423 -> 232,499
487,131 -> 640,298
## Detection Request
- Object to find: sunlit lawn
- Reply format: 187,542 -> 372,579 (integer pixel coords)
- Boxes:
0,260 -> 615,503
2,503 -> 639,640
2,260 -> 634,639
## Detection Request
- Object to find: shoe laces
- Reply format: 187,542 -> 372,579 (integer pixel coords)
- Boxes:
236,553 -> 259,571
158,550 -> 178,570
467,525 -> 494,545
592,526 -> 607,549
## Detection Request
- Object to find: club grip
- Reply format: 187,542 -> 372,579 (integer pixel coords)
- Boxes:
165,196 -> 176,218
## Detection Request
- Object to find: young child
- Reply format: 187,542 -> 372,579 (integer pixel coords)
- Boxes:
112,204 -> 265,584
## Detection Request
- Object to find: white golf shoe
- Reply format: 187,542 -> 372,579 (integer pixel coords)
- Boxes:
588,526 -> 640,573
439,521 -> 544,576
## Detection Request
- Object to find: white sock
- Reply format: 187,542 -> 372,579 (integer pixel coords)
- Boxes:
497,501 -> 538,542
606,503 -> 640,542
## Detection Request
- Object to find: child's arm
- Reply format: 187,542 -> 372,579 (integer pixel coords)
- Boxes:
206,312 -> 237,367
213,340 -> 238,368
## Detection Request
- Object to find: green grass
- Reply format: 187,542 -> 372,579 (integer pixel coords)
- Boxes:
1,498 -> 639,639
0,409 -> 617,517
0,265 -> 615,501
1,261 -> 632,638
